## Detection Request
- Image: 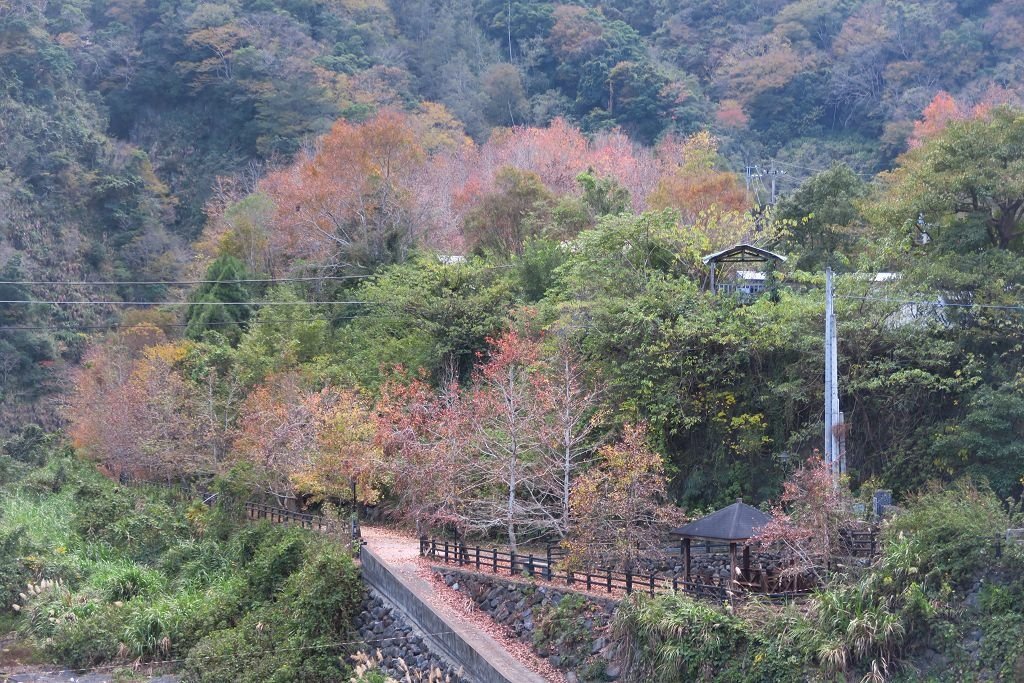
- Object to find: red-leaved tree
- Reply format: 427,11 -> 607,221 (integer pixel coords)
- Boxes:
753,453 -> 852,581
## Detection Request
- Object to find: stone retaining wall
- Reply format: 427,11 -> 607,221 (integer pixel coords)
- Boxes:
435,568 -> 621,683
359,546 -> 543,683
353,591 -> 466,681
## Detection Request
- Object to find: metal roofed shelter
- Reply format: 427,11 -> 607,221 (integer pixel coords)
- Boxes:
673,499 -> 771,591
702,244 -> 787,296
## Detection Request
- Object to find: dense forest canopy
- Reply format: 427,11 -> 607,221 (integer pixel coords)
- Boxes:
0,0 -> 1023,511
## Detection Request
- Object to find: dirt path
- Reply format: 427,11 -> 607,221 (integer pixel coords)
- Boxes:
360,526 -> 565,683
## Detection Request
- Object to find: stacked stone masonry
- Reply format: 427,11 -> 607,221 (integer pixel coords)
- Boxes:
353,590 -> 467,682
436,568 -> 623,683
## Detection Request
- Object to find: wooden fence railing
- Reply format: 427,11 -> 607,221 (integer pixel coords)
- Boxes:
245,502 -> 360,540
418,538 -> 816,601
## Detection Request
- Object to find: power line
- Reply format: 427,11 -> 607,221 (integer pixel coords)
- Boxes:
0,316 -> 365,333
768,158 -> 873,177
0,275 -> 372,286
0,299 -> 373,306
0,629 -> 463,678
835,294 -> 1024,311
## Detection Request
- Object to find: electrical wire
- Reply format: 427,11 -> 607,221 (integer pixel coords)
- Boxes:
0,630 -> 462,677
0,299 -> 372,306
0,316 -> 361,333
835,294 -> 1024,311
0,262 -> 515,288
0,275 -> 372,286
768,158 -> 873,177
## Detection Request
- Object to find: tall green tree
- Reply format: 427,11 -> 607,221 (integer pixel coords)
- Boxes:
774,163 -> 867,270
185,256 -> 256,344
875,107 -> 1024,252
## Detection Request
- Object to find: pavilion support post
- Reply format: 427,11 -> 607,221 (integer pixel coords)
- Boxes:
729,542 -> 738,592
709,262 -> 716,294
683,538 -> 691,584
742,544 -> 751,581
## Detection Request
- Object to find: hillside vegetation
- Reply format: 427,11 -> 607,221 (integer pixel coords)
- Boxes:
1,4 -> 1024,679
0,443 -> 364,681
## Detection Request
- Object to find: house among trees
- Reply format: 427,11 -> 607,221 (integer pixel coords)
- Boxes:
702,244 -> 787,301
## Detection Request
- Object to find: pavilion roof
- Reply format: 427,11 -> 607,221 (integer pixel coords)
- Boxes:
701,244 -> 787,266
673,500 -> 771,542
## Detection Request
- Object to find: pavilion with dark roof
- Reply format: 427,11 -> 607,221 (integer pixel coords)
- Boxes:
672,499 -> 771,591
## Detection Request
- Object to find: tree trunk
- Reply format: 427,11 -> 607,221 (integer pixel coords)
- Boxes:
995,200 -> 1022,249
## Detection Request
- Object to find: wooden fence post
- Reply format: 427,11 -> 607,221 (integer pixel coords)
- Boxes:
607,568 -> 612,593
586,572 -> 592,591
625,570 -> 632,595
510,551 -> 517,576
475,546 -> 480,570
443,541 -> 450,563
649,573 -> 655,596
492,548 -> 498,573
527,553 -> 534,577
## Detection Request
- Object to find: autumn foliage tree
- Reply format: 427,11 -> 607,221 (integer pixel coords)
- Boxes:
375,332 -> 603,550
262,110 -> 426,273
565,423 -> 680,572
232,372 -> 383,507
649,132 -> 749,223
753,454 -> 852,581
69,326 -> 214,481
375,374 -> 469,535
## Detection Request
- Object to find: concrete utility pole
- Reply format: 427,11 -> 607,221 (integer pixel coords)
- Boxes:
766,160 -> 786,205
823,268 -> 842,482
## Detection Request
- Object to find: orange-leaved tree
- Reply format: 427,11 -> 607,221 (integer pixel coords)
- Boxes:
262,109 -> 426,273
68,328 -> 212,482
232,372 -> 383,507
565,423 -> 681,572
649,132 -> 748,223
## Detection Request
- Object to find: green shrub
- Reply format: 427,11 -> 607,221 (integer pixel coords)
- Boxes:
2,425 -> 53,466
0,454 -> 29,486
122,590 -> 208,658
278,537 -> 364,637
887,479 -> 1012,589
0,523 -> 34,609
533,593 -> 599,670
183,607 -> 348,683
20,457 -> 71,493
161,537 -> 232,590
43,603 -> 124,668
90,560 -> 166,601
184,536 -> 362,682
245,526 -> 309,601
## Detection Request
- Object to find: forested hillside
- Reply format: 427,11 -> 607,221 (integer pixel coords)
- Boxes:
3,3 -> 1024,680
1,0 -> 1023,503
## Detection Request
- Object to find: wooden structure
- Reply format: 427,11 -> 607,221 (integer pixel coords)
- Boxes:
419,537 -> 733,600
702,244 -> 786,297
672,499 -> 771,592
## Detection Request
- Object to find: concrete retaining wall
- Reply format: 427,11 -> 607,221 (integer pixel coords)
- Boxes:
359,546 -> 529,683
